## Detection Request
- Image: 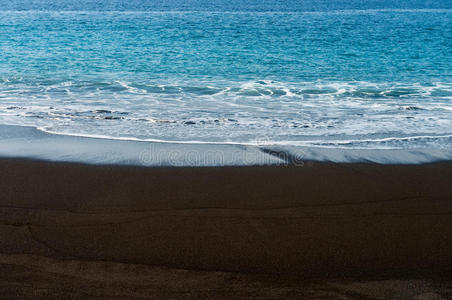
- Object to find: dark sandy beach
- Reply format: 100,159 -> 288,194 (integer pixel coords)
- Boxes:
1,158 -> 452,298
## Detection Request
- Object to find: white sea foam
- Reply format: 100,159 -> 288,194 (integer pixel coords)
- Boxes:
0,80 -> 451,154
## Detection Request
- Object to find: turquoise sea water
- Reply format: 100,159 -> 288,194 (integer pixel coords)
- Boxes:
0,1 -> 451,149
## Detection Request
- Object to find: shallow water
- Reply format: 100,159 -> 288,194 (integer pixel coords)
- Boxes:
0,1 -> 451,151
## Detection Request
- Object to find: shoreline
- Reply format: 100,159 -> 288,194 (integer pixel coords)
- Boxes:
1,124 -> 452,166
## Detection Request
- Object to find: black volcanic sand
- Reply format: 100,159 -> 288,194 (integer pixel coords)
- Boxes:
1,158 -> 452,299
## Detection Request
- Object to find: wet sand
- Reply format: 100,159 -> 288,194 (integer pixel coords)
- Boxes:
1,158 -> 452,298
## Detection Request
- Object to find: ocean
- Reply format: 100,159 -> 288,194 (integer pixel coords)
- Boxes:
0,0 -> 451,150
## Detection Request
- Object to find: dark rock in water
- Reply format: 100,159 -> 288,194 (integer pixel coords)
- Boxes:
96,110 -> 112,114
104,116 -> 122,120
184,121 -> 196,125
